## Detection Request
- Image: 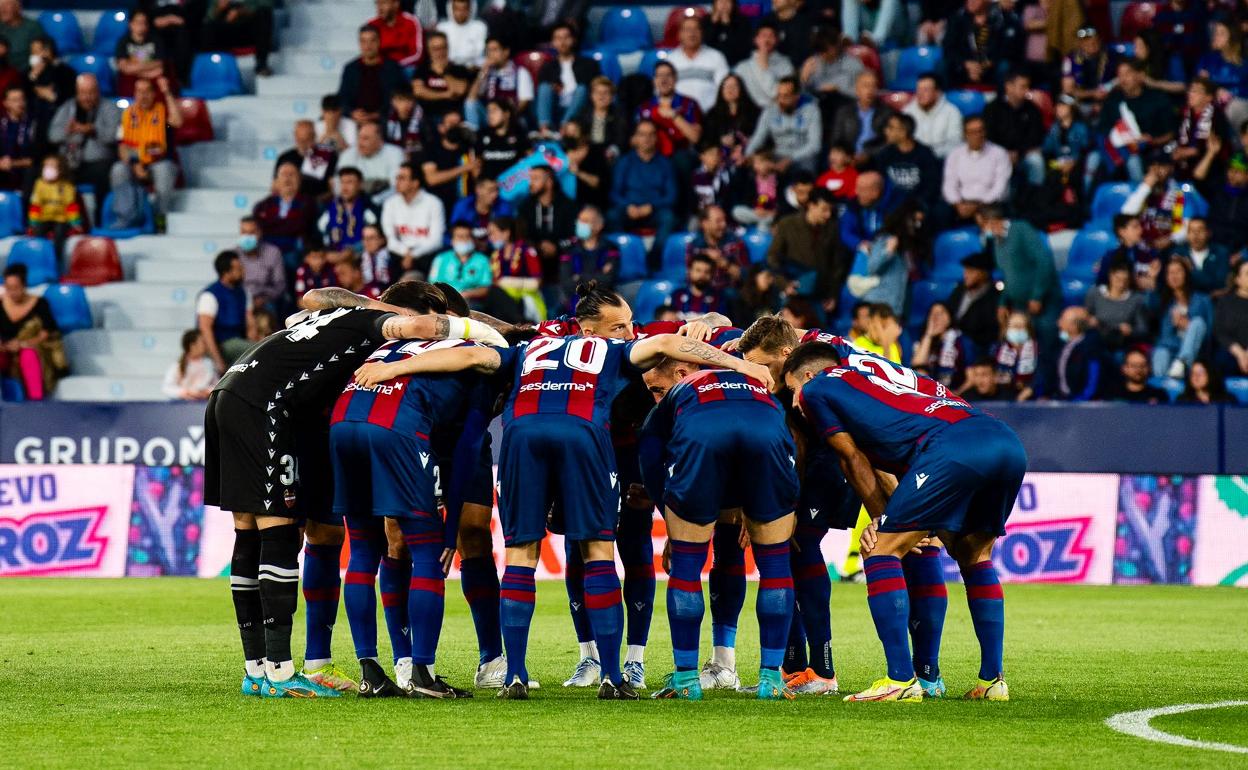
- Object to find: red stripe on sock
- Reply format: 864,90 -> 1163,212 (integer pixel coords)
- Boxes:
584,589 -> 622,610
500,588 -> 535,603
463,587 -> 499,603
344,571 -> 375,585
302,587 -> 340,602
668,577 -> 702,593
795,563 -> 828,580
380,591 -> 403,608
625,565 -> 656,580
409,577 -> 445,596
967,583 -> 1004,601
866,576 -> 908,596
759,577 -> 794,590
910,583 -> 948,598
718,564 -> 747,576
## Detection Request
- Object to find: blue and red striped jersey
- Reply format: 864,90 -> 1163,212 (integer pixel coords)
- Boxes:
330,339 -> 493,438
666,369 -> 780,414
797,366 -> 978,474
495,335 -> 641,427
800,327 -> 964,403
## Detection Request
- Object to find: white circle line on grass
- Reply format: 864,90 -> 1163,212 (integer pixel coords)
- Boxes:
1105,701 -> 1248,754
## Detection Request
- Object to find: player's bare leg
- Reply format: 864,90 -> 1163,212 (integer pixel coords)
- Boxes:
300,519 -> 355,691
744,513 -> 798,700
654,509 -> 714,700
940,530 -> 1009,701
579,539 -> 638,700
458,503 -> 508,688
845,528 -> 929,703
498,542 -> 540,700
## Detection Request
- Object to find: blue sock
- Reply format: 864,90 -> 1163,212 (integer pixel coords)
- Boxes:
379,555 -> 411,663
792,533 -> 833,678
903,546 -> 948,681
666,539 -> 707,671
709,522 -> 745,649
584,560 -> 624,684
563,542 -> 594,645
784,612 -> 808,672
301,541 -> 341,663
401,529 -> 445,667
617,510 -> 655,647
459,556 -> 502,664
865,555 -> 914,682
343,517 -> 383,660
961,560 -> 1005,680
753,542 -> 795,671
500,565 -> 536,684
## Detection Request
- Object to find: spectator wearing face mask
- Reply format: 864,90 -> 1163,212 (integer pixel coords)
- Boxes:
26,154 -> 83,260
234,215 -> 286,312
561,205 -> 619,301
1054,306 -> 1109,401
428,220 -> 492,303
995,309 -> 1037,401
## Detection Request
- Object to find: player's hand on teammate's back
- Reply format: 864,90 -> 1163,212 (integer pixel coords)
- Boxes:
624,483 -> 652,511
742,360 -> 775,392
354,361 -> 401,388
440,548 -> 455,576
677,321 -> 714,343
718,336 -> 742,353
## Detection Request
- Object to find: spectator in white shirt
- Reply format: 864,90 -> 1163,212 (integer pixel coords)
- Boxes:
317,94 -> 357,152
904,73 -> 964,158
668,15 -> 730,111
438,0 -> 487,67
336,121 -> 405,201
162,329 -> 217,400
942,115 -> 1011,222
733,21 -> 794,108
380,161 -> 446,277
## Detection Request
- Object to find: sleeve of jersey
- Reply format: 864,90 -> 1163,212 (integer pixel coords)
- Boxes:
798,381 -> 844,438
637,396 -> 674,508
619,339 -> 645,375
369,310 -> 396,340
495,344 -> 522,375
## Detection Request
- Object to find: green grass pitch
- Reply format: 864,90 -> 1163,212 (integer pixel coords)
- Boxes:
2,579 -> 1246,769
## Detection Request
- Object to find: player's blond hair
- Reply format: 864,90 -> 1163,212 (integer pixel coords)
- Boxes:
739,314 -> 800,355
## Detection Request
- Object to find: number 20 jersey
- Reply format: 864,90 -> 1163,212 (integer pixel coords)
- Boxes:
495,335 -> 642,428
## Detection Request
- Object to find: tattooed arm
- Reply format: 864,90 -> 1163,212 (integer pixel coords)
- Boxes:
353,346 -> 504,387
629,334 -> 775,390
381,314 -> 508,347
468,310 -> 521,335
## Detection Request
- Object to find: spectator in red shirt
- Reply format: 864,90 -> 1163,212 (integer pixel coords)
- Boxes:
293,247 -> 336,301
368,0 -> 423,67
816,142 -> 858,200
636,61 -> 703,158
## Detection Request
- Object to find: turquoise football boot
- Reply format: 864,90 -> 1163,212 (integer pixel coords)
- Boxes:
651,671 -> 703,700
919,676 -> 947,698
241,673 -> 265,697
261,672 -> 342,698
756,668 -> 796,700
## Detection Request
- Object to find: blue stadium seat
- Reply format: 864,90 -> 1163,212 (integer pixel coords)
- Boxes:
931,227 -> 982,281
606,232 -> 647,281
1061,278 -> 1089,307
1148,376 -> 1184,403
891,46 -> 942,91
0,190 -> 23,235
743,229 -> 771,263
6,238 -> 60,285
0,378 -> 24,402
65,54 -> 116,96
597,7 -> 652,52
659,231 -> 696,281
95,192 -> 154,239
946,90 -> 986,116
42,284 -> 93,332
1067,228 -> 1115,274
92,9 -> 129,55
1227,378 -> 1248,405
637,48 -> 673,78
183,53 -> 244,99
1090,182 -> 1134,224
1178,183 -> 1208,218
633,279 -> 677,323
1108,41 -> 1135,59
585,48 -> 622,84
908,279 -> 954,331
39,12 -> 85,55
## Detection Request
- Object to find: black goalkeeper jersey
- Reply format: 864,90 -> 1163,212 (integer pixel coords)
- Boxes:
214,307 -> 396,415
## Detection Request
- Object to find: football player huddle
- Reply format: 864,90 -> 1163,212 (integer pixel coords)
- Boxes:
205,278 -> 1025,703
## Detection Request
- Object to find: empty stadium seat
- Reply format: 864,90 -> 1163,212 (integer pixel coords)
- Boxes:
0,378 -> 24,402
1067,228 -> 1115,274
0,190 -> 22,235
633,279 -> 677,322
585,48 -> 623,84
174,98 -> 214,145
946,90 -> 986,116
1227,378 -> 1248,405
931,228 -> 982,280
1119,2 -> 1157,40
65,54 -> 115,96
514,50 -> 551,84
182,53 -> 244,99
94,192 -> 154,239
661,6 -> 706,48
743,229 -> 771,264
659,232 -> 696,281
6,238 -> 60,285
598,7 -> 653,52
65,237 -> 123,286
847,44 -> 881,74
1108,41 -> 1135,59
1091,182 -> 1134,223
637,48 -> 673,78
891,46 -> 942,91
1149,376 -> 1184,402
1061,278 -> 1089,307
606,233 -> 648,281
1026,89 -> 1054,127
908,279 -> 954,330
92,9 -> 129,55
38,11 -> 85,55
43,284 -> 93,332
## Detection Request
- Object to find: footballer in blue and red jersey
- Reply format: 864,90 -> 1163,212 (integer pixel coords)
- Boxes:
800,327 -> 965,403
790,354 -> 1027,537
639,369 -> 798,526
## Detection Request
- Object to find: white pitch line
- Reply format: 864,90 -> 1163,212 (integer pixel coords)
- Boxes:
1105,701 -> 1248,754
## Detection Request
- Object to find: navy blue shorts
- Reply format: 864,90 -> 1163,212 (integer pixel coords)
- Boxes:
663,408 -> 799,526
293,418 -> 340,525
797,447 -> 860,536
330,421 -> 441,530
498,415 -> 619,546
437,432 -> 496,511
878,416 -> 1027,537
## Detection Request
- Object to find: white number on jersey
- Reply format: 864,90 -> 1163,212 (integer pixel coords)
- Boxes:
365,338 -> 465,362
521,337 -> 608,376
285,308 -> 352,341
846,353 -> 921,396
